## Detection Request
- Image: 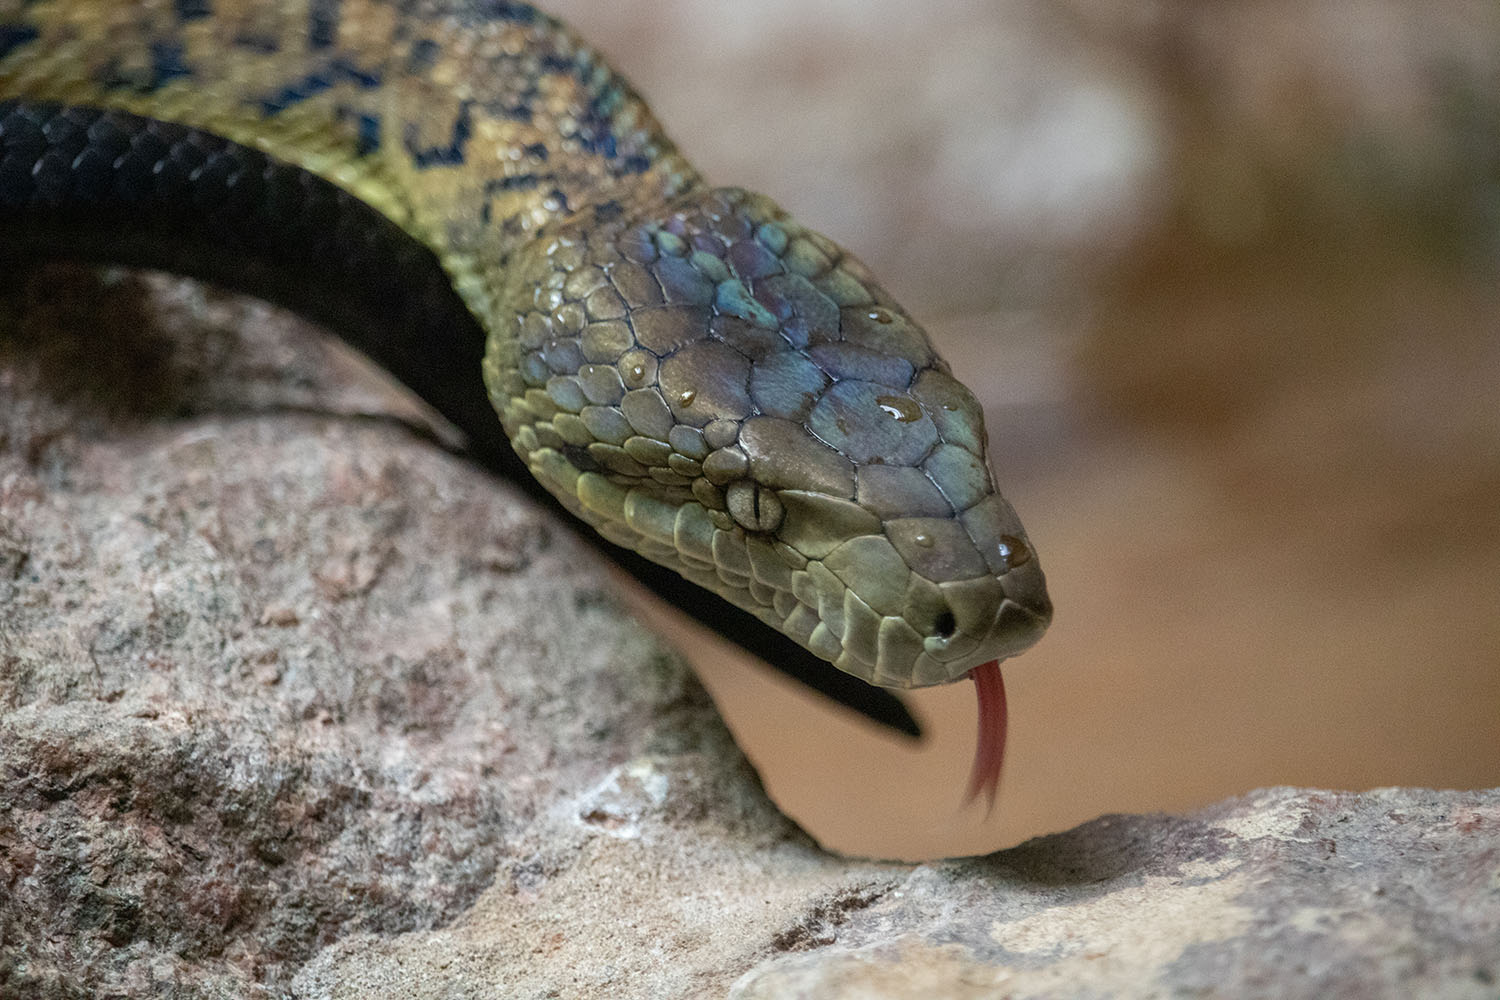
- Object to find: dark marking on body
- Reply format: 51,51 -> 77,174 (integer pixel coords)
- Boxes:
258,59 -> 381,116
481,173 -> 548,226
407,38 -> 439,71
332,105 -> 382,156
484,174 -> 542,193
574,83 -> 627,162
173,0 -> 211,23
500,103 -> 533,124
0,24 -> 39,60
57,30 -> 191,95
148,41 -> 193,88
472,1 -> 537,24
308,0 -> 339,50
354,112 -> 380,156
404,100 -> 473,169
334,59 -> 380,89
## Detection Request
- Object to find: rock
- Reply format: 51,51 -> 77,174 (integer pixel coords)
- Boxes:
0,267 -> 802,997
734,787 -> 1500,999
3,270 -> 1497,998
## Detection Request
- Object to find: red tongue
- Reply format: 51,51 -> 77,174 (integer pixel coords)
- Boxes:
964,659 -> 1008,810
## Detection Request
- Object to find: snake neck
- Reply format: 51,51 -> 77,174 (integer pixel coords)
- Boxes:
0,0 -> 700,311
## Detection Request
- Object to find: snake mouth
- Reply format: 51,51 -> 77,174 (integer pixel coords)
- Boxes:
924,593 -> 1051,661
815,561 -> 1051,689
752,505 -> 1055,689
905,541 -> 1052,681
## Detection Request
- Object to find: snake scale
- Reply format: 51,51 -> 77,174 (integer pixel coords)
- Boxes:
0,0 -> 1051,801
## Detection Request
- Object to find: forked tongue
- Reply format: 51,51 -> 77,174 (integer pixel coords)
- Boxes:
963,659 -> 1008,810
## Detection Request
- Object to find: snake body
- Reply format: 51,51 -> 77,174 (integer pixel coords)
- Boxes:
0,0 -> 1051,789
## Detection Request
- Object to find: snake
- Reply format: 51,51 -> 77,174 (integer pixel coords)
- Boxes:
0,0 -> 1051,802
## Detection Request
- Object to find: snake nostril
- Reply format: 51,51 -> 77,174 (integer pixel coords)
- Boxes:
934,610 -> 957,640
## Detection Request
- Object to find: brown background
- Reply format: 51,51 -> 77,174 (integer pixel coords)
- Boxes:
541,0 -> 1500,859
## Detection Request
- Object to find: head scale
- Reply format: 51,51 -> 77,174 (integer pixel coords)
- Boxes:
485,186 -> 1051,688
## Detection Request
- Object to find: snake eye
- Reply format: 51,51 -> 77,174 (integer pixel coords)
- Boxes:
725,480 -> 784,532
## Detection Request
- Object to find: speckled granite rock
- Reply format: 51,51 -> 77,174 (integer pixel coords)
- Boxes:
4,271 -> 1498,999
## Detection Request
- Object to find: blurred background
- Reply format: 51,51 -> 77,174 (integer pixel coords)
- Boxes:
545,0 -> 1500,859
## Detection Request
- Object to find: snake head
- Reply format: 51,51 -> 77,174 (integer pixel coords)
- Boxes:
486,186 -> 1050,689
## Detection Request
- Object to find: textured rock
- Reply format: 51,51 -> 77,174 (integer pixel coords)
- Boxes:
0,267 -> 717,996
734,787 -> 1500,1000
4,270 -> 1498,998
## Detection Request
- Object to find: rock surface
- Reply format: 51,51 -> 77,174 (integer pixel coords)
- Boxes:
3,271 -> 1498,998
733,787 -> 1500,1000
